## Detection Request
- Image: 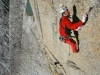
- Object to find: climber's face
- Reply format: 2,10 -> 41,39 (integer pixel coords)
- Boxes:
63,9 -> 70,17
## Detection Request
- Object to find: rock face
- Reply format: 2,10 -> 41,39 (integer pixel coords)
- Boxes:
1,0 -> 100,75
29,0 -> 100,75
0,0 -> 10,75
9,0 -> 51,75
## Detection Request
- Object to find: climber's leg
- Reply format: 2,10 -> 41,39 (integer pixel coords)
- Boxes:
65,39 -> 78,53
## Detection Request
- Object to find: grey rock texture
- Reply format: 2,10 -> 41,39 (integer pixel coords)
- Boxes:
0,0 -> 10,75
9,0 -> 51,75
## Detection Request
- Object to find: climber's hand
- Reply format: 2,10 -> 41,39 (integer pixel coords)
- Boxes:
75,26 -> 82,31
82,13 -> 88,23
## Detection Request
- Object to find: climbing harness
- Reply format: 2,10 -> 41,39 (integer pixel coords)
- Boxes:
59,35 -> 72,43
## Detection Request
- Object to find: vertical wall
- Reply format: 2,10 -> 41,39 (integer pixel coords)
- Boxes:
9,0 -> 52,75
9,0 -> 23,75
0,0 -> 10,75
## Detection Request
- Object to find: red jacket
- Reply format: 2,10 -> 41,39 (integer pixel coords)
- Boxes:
59,16 -> 83,37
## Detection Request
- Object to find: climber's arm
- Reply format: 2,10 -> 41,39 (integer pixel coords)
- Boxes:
65,18 -> 83,30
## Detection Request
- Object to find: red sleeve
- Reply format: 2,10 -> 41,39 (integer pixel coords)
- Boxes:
64,18 -> 83,30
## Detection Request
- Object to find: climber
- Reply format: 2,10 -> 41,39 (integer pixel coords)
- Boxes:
59,5 -> 88,53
